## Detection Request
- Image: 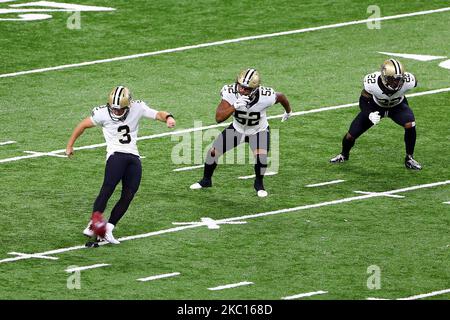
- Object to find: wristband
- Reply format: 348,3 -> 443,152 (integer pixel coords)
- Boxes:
165,114 -> 174,120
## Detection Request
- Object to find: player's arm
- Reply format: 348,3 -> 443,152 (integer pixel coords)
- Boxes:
215,99 -> 235,123
155,111 -> 176,128
65,117 -> 95,157
276,92 -> 292,122
275,92 -> 292,113
359,89 -> 375,113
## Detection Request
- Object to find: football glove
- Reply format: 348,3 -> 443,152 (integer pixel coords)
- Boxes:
368,111 -> 381,125
281,111 -> 292,122
233,96 -> 250,111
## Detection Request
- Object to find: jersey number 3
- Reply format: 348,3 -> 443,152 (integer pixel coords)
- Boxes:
118,125 -> 131,144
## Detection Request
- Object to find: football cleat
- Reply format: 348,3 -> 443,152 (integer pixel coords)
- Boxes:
405,155 -> 422,170
257,190 -> 268,198
103,223 -> 120,245
190,179 -> 212,190
83,221 -> 95,238
330,154 -> 348,163
254,179 -> 268,197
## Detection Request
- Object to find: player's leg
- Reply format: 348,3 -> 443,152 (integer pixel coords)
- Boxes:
330,111 -> 374,163
104,154 -> 142,244
191,124 -> 243,189
389,99 -> 421,170
84,153 -> 127,237
249,128 -> 270,197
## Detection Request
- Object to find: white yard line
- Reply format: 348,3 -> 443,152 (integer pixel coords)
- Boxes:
23,151 -> 67,158
137,272 -> 180,282
397,288 -> 450,300
65,264 -> 110,273
368,288 -> 450,300
282,290 -> 328,300
208,281 -> 253,291
173,164 -> 204,172
0,180 -> 448,265
443,201 -> 450,204
353,191 -> 405,199
238,171 -> 278,180
2,86 -> 449,165
0,140 -> 16,146
1,7 -> 449,79
306,180 -> 345,187
8,252 -> 58,260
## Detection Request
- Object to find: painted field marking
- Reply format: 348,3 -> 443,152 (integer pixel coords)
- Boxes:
65,264 -> 110,273
172,217 -> 247,230
306,180 -> 345,187
8,252 -> 58,260
238,171 -> 278,180
173,164 -> 204,172
208,281 -> 253,291
368,288 -> 450,300
282,290 -> 328,300
0,141 -> 16,146
443,201 -> 450,204
353,191 -> 405,199
397,288 -> 450,300
2,86 -> 449,165
137,272 -> 180,282
23,151 -> 68,158
1,7 -> 450,79
1,180 -> 449,265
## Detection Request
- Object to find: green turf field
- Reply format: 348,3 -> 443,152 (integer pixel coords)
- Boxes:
0,0 -> 449,300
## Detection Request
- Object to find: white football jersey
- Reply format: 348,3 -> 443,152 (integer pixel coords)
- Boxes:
220,83 -> 277,135
90,100 -> 157,159
363,71 -> 417,108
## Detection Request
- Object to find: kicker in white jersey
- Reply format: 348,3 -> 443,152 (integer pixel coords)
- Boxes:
90,100 -> 157,158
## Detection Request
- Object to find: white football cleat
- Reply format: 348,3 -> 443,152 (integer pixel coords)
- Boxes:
104,223 -> 120,245
190,183 -> 203,190
257,190 -> 268,198
83,221 -> 95,238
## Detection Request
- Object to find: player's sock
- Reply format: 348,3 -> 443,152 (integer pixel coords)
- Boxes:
404,126 -> 416,156
341,134 -> 354,159
254,154 -> 268,191
108,189 -> 135,225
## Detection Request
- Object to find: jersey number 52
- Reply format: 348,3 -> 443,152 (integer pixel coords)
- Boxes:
235,111 -> 260,126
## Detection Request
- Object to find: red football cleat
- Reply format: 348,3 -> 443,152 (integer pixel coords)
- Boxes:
90,211 -> 107,238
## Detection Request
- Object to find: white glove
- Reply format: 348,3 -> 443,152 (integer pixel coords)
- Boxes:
368,111 -> 381,125
281,111 -> 292,122
233,96 -> 250,111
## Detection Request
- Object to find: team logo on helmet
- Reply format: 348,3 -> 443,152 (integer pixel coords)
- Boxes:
236,68 -> 261,97
381,59 -> 405,91
107,86 -> 132,121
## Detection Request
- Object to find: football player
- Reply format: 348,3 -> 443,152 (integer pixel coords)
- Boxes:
190,68 -> 292,197
330,59 -> 422,170
65,86 -> 176,244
